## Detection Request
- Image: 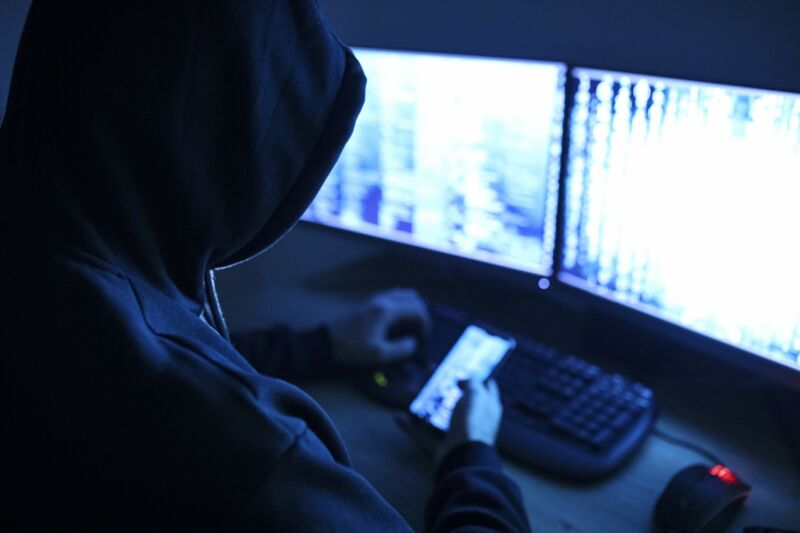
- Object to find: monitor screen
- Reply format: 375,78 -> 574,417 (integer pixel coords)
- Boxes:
303,48 -> 566,275
560,68 -> 800,371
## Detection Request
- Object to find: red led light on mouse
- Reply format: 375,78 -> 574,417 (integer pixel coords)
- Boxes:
709,465 -> 737,484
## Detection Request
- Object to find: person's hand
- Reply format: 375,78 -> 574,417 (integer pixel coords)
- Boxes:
441,378 -> 503,451
326,288 -> 432,367
396,378 -> 503,466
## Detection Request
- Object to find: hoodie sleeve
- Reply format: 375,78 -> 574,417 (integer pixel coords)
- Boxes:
234,429 -> 529,532
426,442 -> 531,533
234,427 -> 413,532
231,326 -> 337,381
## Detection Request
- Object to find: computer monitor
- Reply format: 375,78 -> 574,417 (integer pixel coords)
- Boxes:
303,48 -> 566,276
559,67 -> 800,376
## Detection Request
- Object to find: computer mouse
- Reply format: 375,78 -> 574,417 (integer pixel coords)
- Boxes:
654,464 -> 751,533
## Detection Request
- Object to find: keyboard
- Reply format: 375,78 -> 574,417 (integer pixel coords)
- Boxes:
358,301 -> 657,480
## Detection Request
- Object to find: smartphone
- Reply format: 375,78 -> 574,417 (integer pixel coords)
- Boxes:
409,324 -> 516,431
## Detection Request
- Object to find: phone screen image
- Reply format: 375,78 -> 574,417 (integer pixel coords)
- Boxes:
409,325 -> 516,431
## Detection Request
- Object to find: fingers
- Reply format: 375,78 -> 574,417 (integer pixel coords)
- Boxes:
487,379 -> 500,399
447,378 -> 503,448
487,379 -> 503,414
455,379 -> 479,410
378,335 -> 418,361
375,288 -> 433,336
458,377 -> 488,394
458,378 -> 501,411
378,288 -> 423,301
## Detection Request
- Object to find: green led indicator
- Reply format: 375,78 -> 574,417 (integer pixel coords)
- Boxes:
373,372 -> 388,387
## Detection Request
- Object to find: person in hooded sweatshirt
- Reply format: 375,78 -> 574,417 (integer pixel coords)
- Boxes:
0,1 -> 530,531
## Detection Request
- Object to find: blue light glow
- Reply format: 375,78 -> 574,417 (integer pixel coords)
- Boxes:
560,68 -> 800,370
303,48 -> 566,275
410,325 -> 515,430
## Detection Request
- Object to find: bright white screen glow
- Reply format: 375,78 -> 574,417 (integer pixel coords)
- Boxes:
560,68 -> 800,370
303,48 -> 565,275
410,325 -> 514,430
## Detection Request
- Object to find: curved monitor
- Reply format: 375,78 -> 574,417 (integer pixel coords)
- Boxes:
559,67 -> 800,375
303,48 -> 566,276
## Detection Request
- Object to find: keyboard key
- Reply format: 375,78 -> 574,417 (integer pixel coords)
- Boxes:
590,428 -> 615,449
552,417 -> 581,436
516,398 -> 553,418
634,397 -> 652,409
611,412 -> 633,429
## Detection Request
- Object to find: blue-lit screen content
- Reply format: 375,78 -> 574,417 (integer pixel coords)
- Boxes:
303,49 -> 565,274
560,69 -> 800,370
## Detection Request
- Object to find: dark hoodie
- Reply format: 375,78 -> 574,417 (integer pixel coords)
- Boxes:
0,1 -> 529,531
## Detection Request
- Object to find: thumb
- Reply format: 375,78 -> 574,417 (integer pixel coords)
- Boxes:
486,379 -> 500,399
379,336 -> 417,361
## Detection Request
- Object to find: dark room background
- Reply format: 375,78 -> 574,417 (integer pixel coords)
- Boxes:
2,1 -> 799,125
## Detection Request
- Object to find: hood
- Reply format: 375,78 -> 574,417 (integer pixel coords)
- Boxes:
0,0 -> 365,309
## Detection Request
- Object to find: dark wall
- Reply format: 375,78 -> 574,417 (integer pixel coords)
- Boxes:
0,0 -> 30,125
319,0 -> 800,93
2,0 -> 799,126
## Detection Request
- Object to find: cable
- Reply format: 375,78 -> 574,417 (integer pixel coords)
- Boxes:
652,426 -> 725,465
205,269 -> 230,341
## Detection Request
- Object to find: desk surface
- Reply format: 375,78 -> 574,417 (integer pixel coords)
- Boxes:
216,225 -> 800,532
